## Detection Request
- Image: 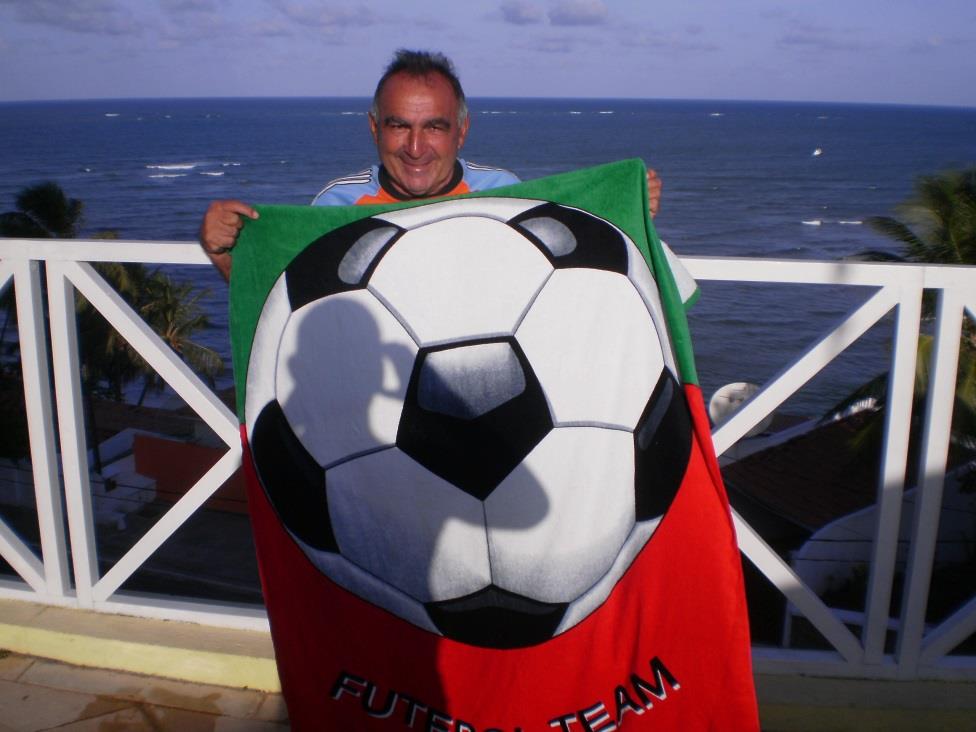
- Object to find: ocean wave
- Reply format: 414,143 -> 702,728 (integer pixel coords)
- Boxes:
149,173 -> 187,179
801,219 -> 864,226
569,111 -> 582,115
104,113 -> 120,118
200,171 -> 225,176
147,163 -> 199,171
709,112 -> 724,117
598,111 -> 614,115
221,162 -> 242,167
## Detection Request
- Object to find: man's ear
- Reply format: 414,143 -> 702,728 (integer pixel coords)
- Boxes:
457,116 -> 470,151
368,113 -> 380,145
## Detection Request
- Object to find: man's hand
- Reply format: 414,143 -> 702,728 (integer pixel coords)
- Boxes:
647,168 -> 662,219
199,200 -> 259,281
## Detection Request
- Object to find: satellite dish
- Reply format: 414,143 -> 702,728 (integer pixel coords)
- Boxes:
708,382 -> 773,438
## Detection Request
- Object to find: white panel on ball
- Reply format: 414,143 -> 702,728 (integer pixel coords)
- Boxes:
660,239 -> 698,305
276,290 -> 417,468
368,217 -> 552,346
244,275 -> 292,436
374,197 -> 543,230
624,242 -> 680,377
555,519 -> 661,634
516,269 -> 665,430
485,427 -> 635,603
300,545 -> 440,634
327,448 -> 491,603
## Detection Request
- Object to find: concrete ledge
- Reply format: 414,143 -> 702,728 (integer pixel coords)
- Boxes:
0,599 -> 280,693
756,673 -> 976,731
5,599 -> 976,730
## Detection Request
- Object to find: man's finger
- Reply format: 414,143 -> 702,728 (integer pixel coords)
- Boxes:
214,200 -> 259,220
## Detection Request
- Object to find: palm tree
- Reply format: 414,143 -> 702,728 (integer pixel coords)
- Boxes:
0,183 -> 84,349
831,168 -> 976,485
1,183 -> 224,466
861,168 -> 976,344
867,168 -> 976,268
130,270 -> 223,404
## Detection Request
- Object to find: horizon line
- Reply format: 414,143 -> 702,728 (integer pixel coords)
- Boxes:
2,94 -> 974,112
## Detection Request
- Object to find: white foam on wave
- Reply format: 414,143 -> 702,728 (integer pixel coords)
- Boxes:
839,220 -> 863,225
569,111 -> 582,115
709,112 -> 724,117
802,220 -> 823,226
221,162 -> 242,167
201,171 -> 225,176
598,110 -> 614,114
149,173 -> 187,179
147,163 -> 199,171
104,113 -> 120,118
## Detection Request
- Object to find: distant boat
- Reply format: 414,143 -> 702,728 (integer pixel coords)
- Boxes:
812,148 -> 823,157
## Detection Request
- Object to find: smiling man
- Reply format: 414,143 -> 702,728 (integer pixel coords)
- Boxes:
312,52 -> 518,205
199,49 -> 662,279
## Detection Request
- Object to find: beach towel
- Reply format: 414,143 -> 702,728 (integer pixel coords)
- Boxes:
229,159 -> 759,731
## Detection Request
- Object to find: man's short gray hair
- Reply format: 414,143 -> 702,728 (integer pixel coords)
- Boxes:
371,49 -> 468,126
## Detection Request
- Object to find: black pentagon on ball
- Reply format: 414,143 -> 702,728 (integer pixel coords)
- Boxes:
397,337 -> 553,501
284,216 -> 404,311
250,400 -> 338,553
634,370 -> 693,521
425,584 -> 568,649
508,202 -> 629,274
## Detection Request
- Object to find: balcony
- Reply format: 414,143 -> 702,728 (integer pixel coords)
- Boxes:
1,237 -> 975,726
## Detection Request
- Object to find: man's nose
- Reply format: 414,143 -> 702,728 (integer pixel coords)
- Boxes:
406,128 -> 424,157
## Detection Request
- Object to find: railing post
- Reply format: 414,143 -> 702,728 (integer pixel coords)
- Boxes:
896,285 -> 966,676
14,260 -> 71,596
862,282 -> 922,663
46,261 -> 99,607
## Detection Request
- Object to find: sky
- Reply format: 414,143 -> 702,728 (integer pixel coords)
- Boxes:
1,0 -> 974,107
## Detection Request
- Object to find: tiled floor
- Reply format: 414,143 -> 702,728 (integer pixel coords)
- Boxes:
0,652 -> 288,731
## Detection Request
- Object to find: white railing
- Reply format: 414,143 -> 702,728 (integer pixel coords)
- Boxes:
1,239 -> 974,680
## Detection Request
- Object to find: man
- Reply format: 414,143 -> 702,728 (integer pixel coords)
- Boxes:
199,49 -> 662,280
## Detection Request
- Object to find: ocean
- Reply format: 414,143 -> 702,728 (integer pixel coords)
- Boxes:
2,97 -> 975,417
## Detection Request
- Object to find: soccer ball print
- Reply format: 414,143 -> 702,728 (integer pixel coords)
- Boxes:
244,197 -> 692,649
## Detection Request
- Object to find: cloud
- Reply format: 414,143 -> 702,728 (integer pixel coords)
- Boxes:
159,0 -> 218,12
905,35 -> 971,54
0,0 -> 143,36
778,30 -> 864,53
510,33 -> 598,54
548,0 -> 607,27
266,0 -> 375,29
620,26 -> 718,53
767,12 -> 866,53
247,18 -> 295,38
500,0 -> 544,25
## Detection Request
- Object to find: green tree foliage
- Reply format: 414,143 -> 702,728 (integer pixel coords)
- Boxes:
1,182 -> 223,402
867,168 -> 976,269
833,168 -> 976,485
0,181 -> 82,239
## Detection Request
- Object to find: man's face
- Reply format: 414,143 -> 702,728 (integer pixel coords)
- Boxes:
369,71 -> 470,198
